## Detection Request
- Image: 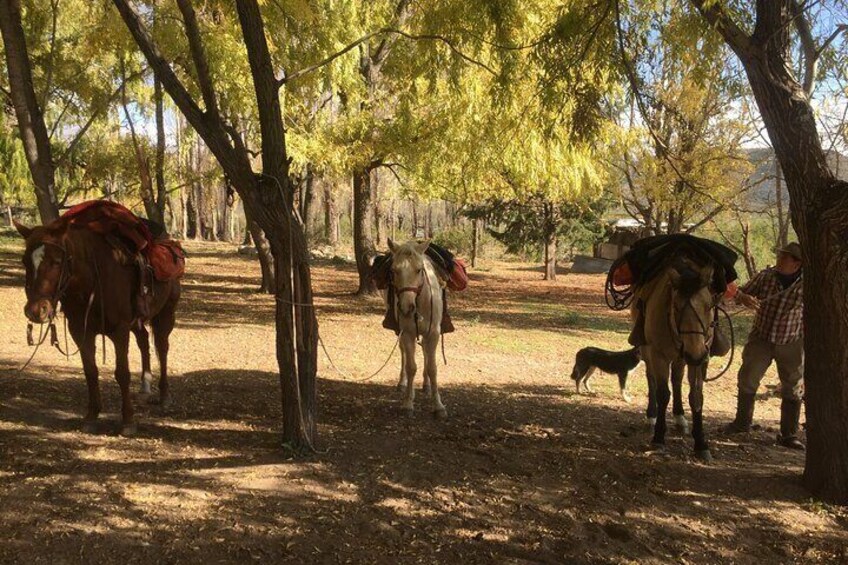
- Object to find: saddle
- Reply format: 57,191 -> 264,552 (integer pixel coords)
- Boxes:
58,200 -> 186,321
371,242 -> 467,334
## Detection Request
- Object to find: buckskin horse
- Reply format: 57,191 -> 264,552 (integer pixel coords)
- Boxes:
387,239 -> 448,418
15,213 -> 181,436
635,256 -> 718,461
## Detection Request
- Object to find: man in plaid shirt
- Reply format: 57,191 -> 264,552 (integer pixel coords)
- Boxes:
726,243 -> 805,450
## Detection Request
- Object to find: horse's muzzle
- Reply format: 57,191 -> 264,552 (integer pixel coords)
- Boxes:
684,352 -> 708,366
24,299 -> 53,324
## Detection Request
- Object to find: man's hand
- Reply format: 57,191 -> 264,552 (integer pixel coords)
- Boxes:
737,291 -> 760,310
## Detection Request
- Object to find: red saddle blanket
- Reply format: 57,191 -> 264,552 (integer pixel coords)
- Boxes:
59,200 -> 185,281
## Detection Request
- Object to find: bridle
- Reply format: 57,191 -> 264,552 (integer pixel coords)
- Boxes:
668,286 -> 720,358
393,267 -> 434,340
25,240 -> 73,319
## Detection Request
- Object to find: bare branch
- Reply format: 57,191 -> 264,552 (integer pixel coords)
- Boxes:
282,29 -> 386,85
55,68 -> 146,168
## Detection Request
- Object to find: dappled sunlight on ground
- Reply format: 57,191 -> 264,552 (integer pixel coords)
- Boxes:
0,238 -> 845,563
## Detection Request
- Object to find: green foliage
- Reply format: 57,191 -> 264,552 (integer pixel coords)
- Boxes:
466,193 -> 610,259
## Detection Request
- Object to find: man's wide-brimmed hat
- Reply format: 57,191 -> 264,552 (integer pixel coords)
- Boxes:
776,242 -> 802,261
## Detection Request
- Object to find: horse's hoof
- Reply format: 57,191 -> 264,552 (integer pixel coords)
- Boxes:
695,449 -> 713,463
433,407 -> 448,420
159,395 -> 172,409
674,417 -> 689,435
645,418 -> 657,431
621,393 -> 633,404
120,422 -> 138,437
649,442 -> 666,453
396,383 -> 406,393
402,407 -> 414,418
81,420 -> 98,434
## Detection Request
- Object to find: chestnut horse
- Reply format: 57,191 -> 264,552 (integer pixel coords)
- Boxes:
16,221 -> 180,436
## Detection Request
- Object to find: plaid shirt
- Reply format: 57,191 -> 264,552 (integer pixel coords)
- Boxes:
740,268 -> 803,345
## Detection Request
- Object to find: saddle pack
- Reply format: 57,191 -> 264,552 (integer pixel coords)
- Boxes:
59,200 -> 186,281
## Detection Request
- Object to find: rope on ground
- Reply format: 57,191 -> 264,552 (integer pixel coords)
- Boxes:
318,331 -> 402,382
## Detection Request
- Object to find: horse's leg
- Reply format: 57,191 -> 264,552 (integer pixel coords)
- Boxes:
151,301 -> 175,408
424,334 -> 446,419
71,326 -> 100,433
396,341 -> 406,393
111,328 -> 136,436
651,364 -> 671,449
671,360 -> 689,434
400,335 -> 417,416
645,370 -> 657,430
689,363 -> 711,461
132,324 -> 153,394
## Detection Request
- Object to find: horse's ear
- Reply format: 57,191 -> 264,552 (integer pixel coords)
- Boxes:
13,220 -> 33,239
414,239 -> 430,255
387,238 -> 397,253
668,268 -> 682,288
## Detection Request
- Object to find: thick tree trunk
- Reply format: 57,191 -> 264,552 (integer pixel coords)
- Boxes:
324,180 -> 339,245
235,0 -> 317,449
353,166 -> 378,295
730,4 -> 848,503
0,0 -> 59,223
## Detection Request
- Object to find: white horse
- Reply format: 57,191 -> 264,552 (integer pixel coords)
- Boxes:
386,239 -> 447,418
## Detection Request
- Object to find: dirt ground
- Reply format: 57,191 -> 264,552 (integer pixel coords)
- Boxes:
1,236 -> 846,564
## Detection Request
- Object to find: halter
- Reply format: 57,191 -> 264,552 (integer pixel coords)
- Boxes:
392,269 -> 434,340
668,285 -> 719,359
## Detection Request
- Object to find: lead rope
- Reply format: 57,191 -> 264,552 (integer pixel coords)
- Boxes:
19,323 -> 50,372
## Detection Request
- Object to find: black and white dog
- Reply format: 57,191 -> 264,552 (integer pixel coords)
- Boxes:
570,346 -> 642,403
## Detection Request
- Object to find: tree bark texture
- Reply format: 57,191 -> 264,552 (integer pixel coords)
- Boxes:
0,0 -> 59,223
692,0 -> 848,503
353,166 -> 378,295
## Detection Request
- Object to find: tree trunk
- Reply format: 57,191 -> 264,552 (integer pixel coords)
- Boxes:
235,0 -> 317,449
120,67 -> 164,226
543,202 -> 557,281
115,0 -> 318,451
373,168 -> 385,248
471,218 -> 480,268
715,1 -> 848,503
300,163 -> 316,241
243,203 -> 275,293
0,0 -> 59,223
741,220 -> 757,279
324,180 -> 339,245
154,75 -> 167,229
775,158 -> 790,248
353,166 -> 377,295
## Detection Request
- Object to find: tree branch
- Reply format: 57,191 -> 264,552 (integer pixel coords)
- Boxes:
689,0 -> 752,56
55,68 -> 146,168
175,0 -> 220,120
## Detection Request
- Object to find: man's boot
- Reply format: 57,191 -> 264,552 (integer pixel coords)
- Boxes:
725,392 -> 756,433
628,300 -> 646,346
440,289 -> 455,334
777,398 -> 805,450
382,287 -> 400,334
